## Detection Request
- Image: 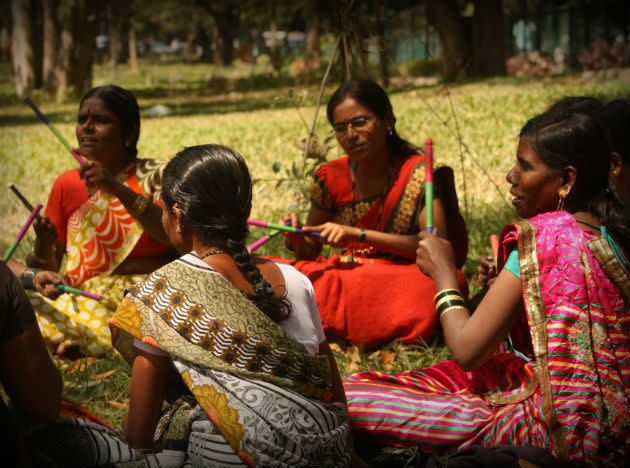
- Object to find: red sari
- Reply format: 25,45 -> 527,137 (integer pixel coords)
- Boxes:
272,155 -> 468,350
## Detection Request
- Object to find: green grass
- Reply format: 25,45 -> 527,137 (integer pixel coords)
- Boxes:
1,60 -> 628,427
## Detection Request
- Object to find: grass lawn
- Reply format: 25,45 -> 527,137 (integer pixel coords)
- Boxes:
0,60 -> 628,426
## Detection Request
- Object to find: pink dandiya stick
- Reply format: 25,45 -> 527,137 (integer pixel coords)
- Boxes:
248,229 -> 281,252
424,139 -> 434,233
3,203 -> 43,261
56,284 -> 102,301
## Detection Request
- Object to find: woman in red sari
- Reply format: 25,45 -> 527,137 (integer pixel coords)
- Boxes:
278,80 -> 468,350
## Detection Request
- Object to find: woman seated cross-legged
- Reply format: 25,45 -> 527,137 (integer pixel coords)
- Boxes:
276,79 -> 468,350
343,106 -> 630,466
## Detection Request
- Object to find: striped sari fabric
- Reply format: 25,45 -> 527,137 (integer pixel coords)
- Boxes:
344,211 -> 630,466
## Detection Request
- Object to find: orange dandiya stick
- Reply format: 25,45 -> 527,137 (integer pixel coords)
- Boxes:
490,234 -> 499,267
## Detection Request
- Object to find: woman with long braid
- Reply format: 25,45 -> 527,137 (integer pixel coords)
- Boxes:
107,144 -> 353,467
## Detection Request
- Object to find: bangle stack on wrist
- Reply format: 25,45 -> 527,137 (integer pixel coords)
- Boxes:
358,227 -> 366,243
20,268 -> 40,290
434,288 -> 468,319
129,194 -> 150,219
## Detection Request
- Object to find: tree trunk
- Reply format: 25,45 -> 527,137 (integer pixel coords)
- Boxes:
128,24 -> 137,72
42,0 -> 58,91
211,7 -> 238,66
426,0 -> 470,81
269,16 -> 281,71
11,0 -> 43,98
54,0 -> 97,100
196,26 -> 213,63
304,0 -> 320,72
211,26 -> 223,65
471,0 -> 505,76
375,0 -> 388,86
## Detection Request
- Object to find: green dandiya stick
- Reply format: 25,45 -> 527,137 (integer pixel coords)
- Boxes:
424,138 -> 434,233
24,96 -> 85,165
3,203 -> 43,261
9,183 -> 42,221
56,284 -> 102,301
247,219 -> 321,238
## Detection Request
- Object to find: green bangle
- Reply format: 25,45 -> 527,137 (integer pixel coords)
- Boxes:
434,288 -> 462,305
20,268 -> 40,290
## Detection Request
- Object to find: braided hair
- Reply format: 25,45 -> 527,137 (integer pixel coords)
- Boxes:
161,144 -> 291,323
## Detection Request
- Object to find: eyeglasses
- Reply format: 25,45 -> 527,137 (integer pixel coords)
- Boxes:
332,116 -> 373,133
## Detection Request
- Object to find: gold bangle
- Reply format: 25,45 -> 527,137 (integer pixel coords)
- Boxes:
129,195 -> 150,218
434,288 -> 461,303
435,293 -> 466,310
439,304 -> 466,320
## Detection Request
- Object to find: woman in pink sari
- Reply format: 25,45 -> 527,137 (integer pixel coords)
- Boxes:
344,106 -> 630,466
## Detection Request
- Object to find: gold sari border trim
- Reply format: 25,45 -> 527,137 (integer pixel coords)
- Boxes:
514,219 -> 569,461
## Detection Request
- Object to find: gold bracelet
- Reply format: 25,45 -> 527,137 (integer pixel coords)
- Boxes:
439,304 -> 466,320
435,294 -> 466,310
433,288 -> 461,304
129,194 -> 150,218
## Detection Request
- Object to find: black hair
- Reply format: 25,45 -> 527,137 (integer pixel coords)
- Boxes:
545,96 -> 603,117
80,85 -> 140,159
520,109 -> 629,251
595,99 -> 630,165
161,144 -> 291,323
326,79 -> 419,161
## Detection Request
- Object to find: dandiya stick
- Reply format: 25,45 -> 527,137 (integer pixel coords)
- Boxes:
248,221 -> 291,252
3,203 -> 43,261
248,229 -> 281,252
9,183 -> 42,221
56,284 -> 102,301
24,96 -> 85,165
424,138 -> 434,233
247,219 -> 321,238
490,234 -> 500,267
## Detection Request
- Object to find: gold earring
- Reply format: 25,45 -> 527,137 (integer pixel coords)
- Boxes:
387,128 -> 393,135
557,186 -> 570,211
612,166 -> 621,177
176,225 -> 181,233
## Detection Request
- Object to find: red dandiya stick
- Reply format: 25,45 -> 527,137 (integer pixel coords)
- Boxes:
3,203 -> 43,261
24,96 -> 85,165
247,219 -> 321,238
424,139 -> 434,233
490,234 -> 500,267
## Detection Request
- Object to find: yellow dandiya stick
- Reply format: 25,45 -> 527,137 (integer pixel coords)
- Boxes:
3,204 -> 43,261
24,96 -> 85,165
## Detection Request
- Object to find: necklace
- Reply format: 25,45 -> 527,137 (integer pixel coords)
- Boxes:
349,161 -> 393,230
199,249 -> 225,259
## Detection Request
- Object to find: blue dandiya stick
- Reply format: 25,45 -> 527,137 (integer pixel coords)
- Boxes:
424,138 -> 434,233
24,96 -> 85,165
3,203 -> 43,261
247,219 -> 321,238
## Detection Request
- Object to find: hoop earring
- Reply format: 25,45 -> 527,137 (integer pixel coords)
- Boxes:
557,186 -> 570,211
